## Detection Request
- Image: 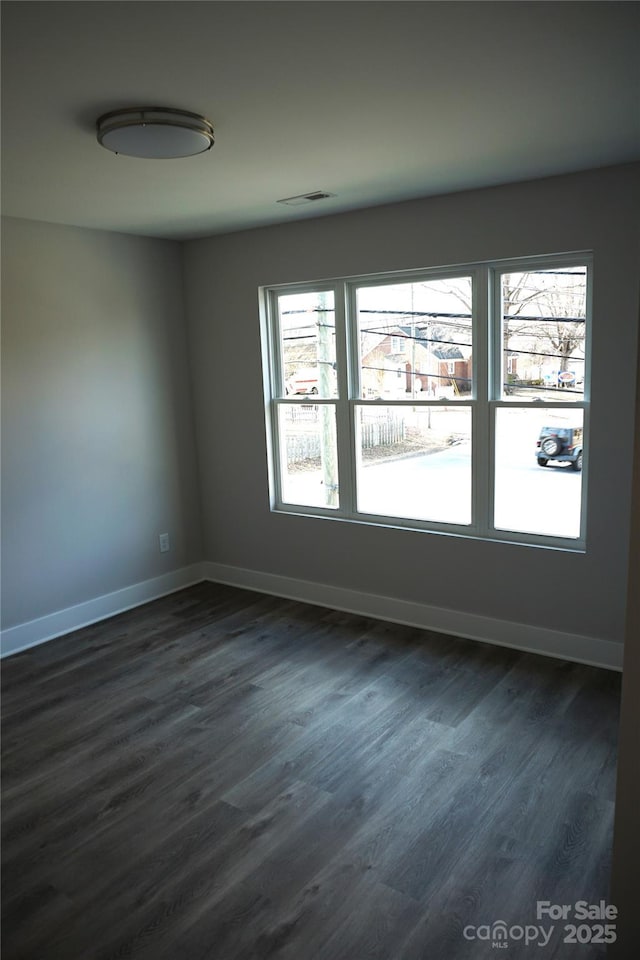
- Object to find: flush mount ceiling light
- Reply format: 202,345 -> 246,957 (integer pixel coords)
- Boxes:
96,107 -> 214,159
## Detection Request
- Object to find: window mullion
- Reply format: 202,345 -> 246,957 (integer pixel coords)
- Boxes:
487,267 -> 505,535
473,268 -> 490,536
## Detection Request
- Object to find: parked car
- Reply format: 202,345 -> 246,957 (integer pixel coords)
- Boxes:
536,426 -> 583,471
286,367 -> 319,395
286,365 -> 337,396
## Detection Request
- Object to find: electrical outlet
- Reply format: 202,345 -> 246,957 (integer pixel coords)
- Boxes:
159,532 -> 170,553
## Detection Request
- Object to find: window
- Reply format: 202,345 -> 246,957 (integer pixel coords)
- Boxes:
263,255 -> 590,548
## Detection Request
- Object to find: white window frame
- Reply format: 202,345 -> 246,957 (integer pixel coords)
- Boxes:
261,253 -> 591,551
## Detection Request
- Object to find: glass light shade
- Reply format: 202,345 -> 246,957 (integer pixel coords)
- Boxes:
96,107 -> 214,159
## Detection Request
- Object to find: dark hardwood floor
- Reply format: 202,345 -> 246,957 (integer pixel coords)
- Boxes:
1,582 -> 621,959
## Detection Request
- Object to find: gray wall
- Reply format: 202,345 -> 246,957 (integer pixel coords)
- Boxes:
1,217 -> 202,629
183,164 -> 640,646
610,308 -> 640,951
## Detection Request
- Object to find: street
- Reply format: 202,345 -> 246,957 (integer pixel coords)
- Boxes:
283,442 -> 583,539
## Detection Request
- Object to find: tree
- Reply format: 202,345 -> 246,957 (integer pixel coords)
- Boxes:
429,270 -> 586,388
529,276 -> 586,375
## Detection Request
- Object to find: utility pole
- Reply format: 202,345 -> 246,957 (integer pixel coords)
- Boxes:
317,292 -> 339,507
410,286 -> 416,400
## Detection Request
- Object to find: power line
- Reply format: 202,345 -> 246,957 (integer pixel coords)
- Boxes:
283,331 -> 584,361
506,346 -> 585,361
361,363 -> 471,386
360,309 -> 472,320
282,308 -> 585,324
361,310 -> 585,324
283,332 -> 472,351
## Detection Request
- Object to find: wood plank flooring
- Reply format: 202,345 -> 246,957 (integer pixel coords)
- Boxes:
1,582 -> 621,959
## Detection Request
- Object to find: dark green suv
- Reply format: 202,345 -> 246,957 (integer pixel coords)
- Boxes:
536,426 -> 583,471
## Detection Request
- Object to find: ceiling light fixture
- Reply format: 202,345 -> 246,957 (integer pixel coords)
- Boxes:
96,107 -> 214,159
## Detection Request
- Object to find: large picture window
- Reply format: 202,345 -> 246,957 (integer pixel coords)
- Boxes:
262,255 -> 590,548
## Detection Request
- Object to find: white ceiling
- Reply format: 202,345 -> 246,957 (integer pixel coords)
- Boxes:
2,0 -> 639,240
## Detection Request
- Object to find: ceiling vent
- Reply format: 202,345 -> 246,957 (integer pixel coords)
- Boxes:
276,191 -> 336,206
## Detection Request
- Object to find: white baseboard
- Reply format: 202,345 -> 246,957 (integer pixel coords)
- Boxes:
1,560 -> 623,671
201,561 -> 624,672
0,564 -> 205,658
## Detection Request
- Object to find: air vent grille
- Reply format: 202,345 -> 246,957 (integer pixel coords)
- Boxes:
277,190 -> 336,206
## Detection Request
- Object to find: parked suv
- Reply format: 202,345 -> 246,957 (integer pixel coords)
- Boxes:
536,426 -> 583,471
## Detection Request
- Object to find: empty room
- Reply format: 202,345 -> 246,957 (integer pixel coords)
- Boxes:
2,2 -> 639,958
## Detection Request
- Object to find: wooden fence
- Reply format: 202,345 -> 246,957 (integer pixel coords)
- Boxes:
284,408 -> 405,463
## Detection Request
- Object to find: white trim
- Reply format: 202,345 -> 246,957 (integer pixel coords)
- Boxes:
2,559 -> 622,672
0,564 -> 205,658
200,561 -> 623,672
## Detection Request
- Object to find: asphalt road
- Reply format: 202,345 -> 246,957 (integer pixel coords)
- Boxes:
284,442 -> 583,539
